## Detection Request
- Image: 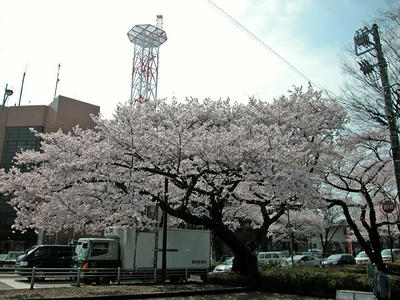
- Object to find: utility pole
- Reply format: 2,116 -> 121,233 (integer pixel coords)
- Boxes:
354,24 -> 400,206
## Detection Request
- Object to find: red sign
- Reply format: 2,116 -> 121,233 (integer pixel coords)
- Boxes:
381,200 -> 396,214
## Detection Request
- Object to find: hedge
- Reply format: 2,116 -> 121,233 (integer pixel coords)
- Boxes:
208,265 -> 400,299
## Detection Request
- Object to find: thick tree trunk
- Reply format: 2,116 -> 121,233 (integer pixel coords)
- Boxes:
160,202 -> 261,282
211,223 -> 260,282
334,201 -> 387,272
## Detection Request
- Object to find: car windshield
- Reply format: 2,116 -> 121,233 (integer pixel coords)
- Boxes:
287,255 -> 303,261
327,254 -> 341,260
356,252 -> 367,258
223,257 -> 234,265
8,252 -> 20,259
381,249 -> 393,255
75,240 -> 90,259
26,246 -> 39,256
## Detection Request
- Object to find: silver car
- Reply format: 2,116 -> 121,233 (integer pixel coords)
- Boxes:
257,251 -> 287,264
381,248 -> 400,262
212,256 -> 233,273
355,251 -> 371,265
284,255 -> 321,267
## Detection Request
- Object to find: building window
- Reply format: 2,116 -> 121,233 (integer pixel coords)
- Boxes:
0,126 -> 43,171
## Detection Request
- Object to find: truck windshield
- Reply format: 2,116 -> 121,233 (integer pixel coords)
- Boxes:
75,241 -> 90,259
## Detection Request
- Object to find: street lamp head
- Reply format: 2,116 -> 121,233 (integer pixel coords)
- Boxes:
6,89 -> 13,97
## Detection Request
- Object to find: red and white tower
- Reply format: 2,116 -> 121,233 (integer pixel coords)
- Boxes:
127,15 -> 167,104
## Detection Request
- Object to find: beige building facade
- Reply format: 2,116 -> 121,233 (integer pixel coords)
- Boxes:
0,95 -> 100,253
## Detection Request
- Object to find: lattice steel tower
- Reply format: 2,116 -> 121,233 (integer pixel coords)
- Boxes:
128,15 -> 167,104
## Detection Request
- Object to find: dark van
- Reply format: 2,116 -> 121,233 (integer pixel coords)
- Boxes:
15,244 -> 75,280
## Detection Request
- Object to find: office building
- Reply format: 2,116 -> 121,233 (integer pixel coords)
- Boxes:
0,95 -> 100,252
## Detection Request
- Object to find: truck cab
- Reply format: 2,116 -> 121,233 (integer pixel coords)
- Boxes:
73,238 -> 119,269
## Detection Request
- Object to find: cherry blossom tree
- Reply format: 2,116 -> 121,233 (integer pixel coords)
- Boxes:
328,3 -> 400,271
268,208 -> 324,252
0,85 -> 346,280
317,206 -> 348,256
321,128 -> 399,270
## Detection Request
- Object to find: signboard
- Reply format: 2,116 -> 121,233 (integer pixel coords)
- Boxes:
380,200 -> 396,214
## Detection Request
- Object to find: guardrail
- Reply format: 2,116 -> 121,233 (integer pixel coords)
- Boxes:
0,266 -> 207,290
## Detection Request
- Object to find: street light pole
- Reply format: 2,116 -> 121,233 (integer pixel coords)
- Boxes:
1,84 -> 13,121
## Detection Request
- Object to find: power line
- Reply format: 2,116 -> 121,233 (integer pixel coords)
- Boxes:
206,0 -> 325,91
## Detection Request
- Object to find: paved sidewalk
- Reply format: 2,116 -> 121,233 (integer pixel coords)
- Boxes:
0,280 -> 13,290
0,283 -> 334,299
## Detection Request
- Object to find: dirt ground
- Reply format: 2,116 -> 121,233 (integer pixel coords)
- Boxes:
0,283 -> 245,299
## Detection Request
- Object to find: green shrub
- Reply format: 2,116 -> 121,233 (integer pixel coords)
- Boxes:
257,260 -> 284,270
208,266 -> 400,299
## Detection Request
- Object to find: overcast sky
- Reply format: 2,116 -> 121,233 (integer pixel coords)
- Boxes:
0,0 -> 390,119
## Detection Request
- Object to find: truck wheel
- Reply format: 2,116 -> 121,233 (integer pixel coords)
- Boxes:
100,277 -> 111,285
170,276 -> 183,283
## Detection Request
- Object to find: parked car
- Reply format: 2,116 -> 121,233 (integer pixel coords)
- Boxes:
212,256 -> 233,273
355,251 -> 371,265
321,254 -> 355,266
296,251 -> 324,261
0,253 -> 8,266
257,251 -> 288,265
0,251 -> 24,267
284,255 -> 321,267
15,244 -> 75,280
381,248 -> 400,262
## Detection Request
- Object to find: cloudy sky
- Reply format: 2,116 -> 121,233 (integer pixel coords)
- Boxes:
0,0 -> 390,119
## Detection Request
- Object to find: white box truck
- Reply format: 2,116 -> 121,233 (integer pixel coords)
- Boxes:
73,227 -> 211,283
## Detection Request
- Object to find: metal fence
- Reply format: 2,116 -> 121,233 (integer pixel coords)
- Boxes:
0,266 -> 207,290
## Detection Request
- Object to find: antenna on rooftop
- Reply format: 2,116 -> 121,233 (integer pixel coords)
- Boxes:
18,65 -> 27,106
127,15 -> 167,104
53,63 -> 61,101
